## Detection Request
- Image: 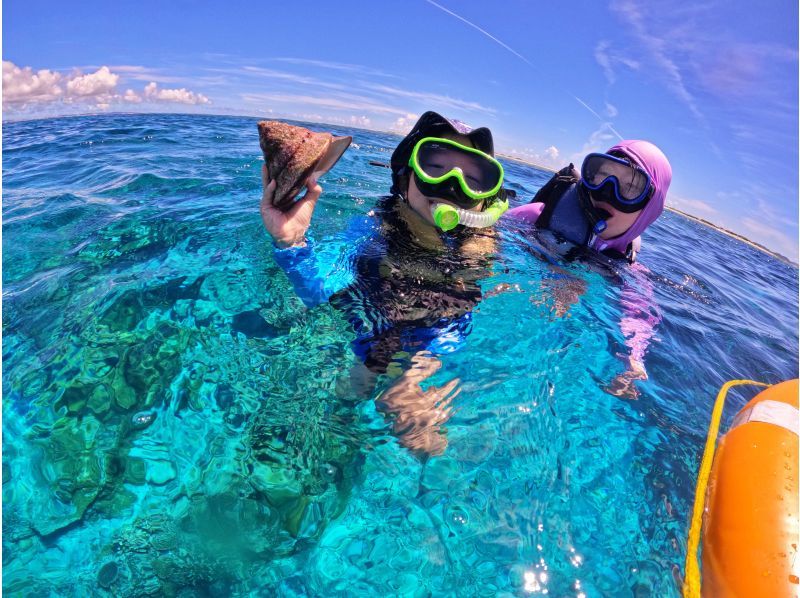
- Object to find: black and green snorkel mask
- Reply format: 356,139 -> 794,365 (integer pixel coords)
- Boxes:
408,137 -> 508,231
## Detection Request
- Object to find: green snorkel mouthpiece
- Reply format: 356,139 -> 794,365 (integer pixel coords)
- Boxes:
432,199 -> 509,232
433,203 -> 461,232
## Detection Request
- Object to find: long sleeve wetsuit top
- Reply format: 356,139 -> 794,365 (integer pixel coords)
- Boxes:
272,196 -> 492,373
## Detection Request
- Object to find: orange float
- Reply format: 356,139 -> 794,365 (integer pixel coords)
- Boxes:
698,379 -> 799,597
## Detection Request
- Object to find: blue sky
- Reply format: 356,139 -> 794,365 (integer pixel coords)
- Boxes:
4,0 -> 798,259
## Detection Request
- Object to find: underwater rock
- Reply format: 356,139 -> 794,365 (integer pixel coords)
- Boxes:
112,387 -> 139,413
420,455 -> 462,495
224,406 -> 247,430
185,492 -> 281,559
243,391 -> 366,548
29,417 -> 106,537
113,513 -> 178,556
149,527 -> 179,552
98,289 -> 145,332
152,554 -> 180,580
56,382 -> 91,415
125,457 -> 147,485
142,515 -> 179,552
146,460 -> 177,485
118,323 -> 186,411
2,509 -> 34,544
114,527 -> 150,555
248,462 -> 303,504
94,485 -> 139,518
152,551 -> 223,588
108,512 -> 235,595
97,560 -> 120,588
291,497 -> 324,539
131,410 -> 157,431
87,384 -> 113,416
191,298 -> 221,325
213,383 -> 235,412
112,370 -> 138,410
258,120 -> 352,211
231,309 -> 281,339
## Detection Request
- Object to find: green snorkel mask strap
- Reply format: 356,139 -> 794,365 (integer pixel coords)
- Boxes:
408,137 -> 505,208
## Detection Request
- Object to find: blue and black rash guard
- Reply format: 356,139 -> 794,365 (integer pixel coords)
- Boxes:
273,195 -> 493,373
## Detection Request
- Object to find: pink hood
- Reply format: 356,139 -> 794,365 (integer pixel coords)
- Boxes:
591,140 -> 672,255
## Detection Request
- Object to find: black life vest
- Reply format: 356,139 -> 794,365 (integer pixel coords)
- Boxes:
330,195 -> 490,373
531,164 -> 636,262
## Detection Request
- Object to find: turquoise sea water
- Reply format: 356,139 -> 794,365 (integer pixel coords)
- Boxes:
3,113 -> 798,596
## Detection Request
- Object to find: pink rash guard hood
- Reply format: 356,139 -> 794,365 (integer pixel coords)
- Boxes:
591,140 -> 672,255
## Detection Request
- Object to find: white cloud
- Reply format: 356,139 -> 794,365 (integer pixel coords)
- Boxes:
65,66 -> 118,97
287,112 -> 375,129
594,41 -> 616,85
503,145 -> 562,170
603,1 -> 796,186
211,59 -> 495,124
3,61 -> 211,112
572,95 -> 623,139
610,0 -> 707,128
123,89 -> 142,103
143,82 -> 210,105
389,114 -> 420,134
241,91 -> 409,117
747,187 -> 798,231
349,115 -> 371,127
240,65 -> 334,86
362,84 -> 496,116
544,146 -> 559,162
234,70 -> 496,120
738,217 -> 798,261
4,63 -> 120,107
271,57 -> 397,78
594,40 -> 641,85
714,185 -> 799,232
570,122 -> 619,164
235,68 -> 495,125
666,194 -> 718,219
107,65 -> 186,84
590,41 -> 632,136
701,187 -> 798,259
3,61 -> 63,105
291,112 -> 327,123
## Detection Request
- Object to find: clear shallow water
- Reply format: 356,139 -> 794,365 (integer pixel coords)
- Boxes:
3,113 -> 798,596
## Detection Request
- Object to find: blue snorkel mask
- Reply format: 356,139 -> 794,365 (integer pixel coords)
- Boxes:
580,152 -> 653,214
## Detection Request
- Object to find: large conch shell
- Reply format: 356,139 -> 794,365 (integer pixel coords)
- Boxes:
258,120 -> 352,211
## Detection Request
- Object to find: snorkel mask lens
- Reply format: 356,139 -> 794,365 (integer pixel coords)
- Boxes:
409,137 -> 504,208
581,153 -> 652,213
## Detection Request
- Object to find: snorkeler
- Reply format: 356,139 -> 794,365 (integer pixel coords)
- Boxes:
507,140 -> 672,263
508,140 -> 672,399
259,111 -> 509,454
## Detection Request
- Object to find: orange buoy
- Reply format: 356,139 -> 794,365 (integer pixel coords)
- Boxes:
701,379 -> 799,596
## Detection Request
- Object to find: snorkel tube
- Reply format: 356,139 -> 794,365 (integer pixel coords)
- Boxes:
432,198 -> 509,232
577,183 -> 609,236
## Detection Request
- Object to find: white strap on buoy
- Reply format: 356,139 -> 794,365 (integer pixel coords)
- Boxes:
731,400 -> 799,436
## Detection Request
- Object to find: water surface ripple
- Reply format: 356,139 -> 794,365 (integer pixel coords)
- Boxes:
3,114 -> 798,596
